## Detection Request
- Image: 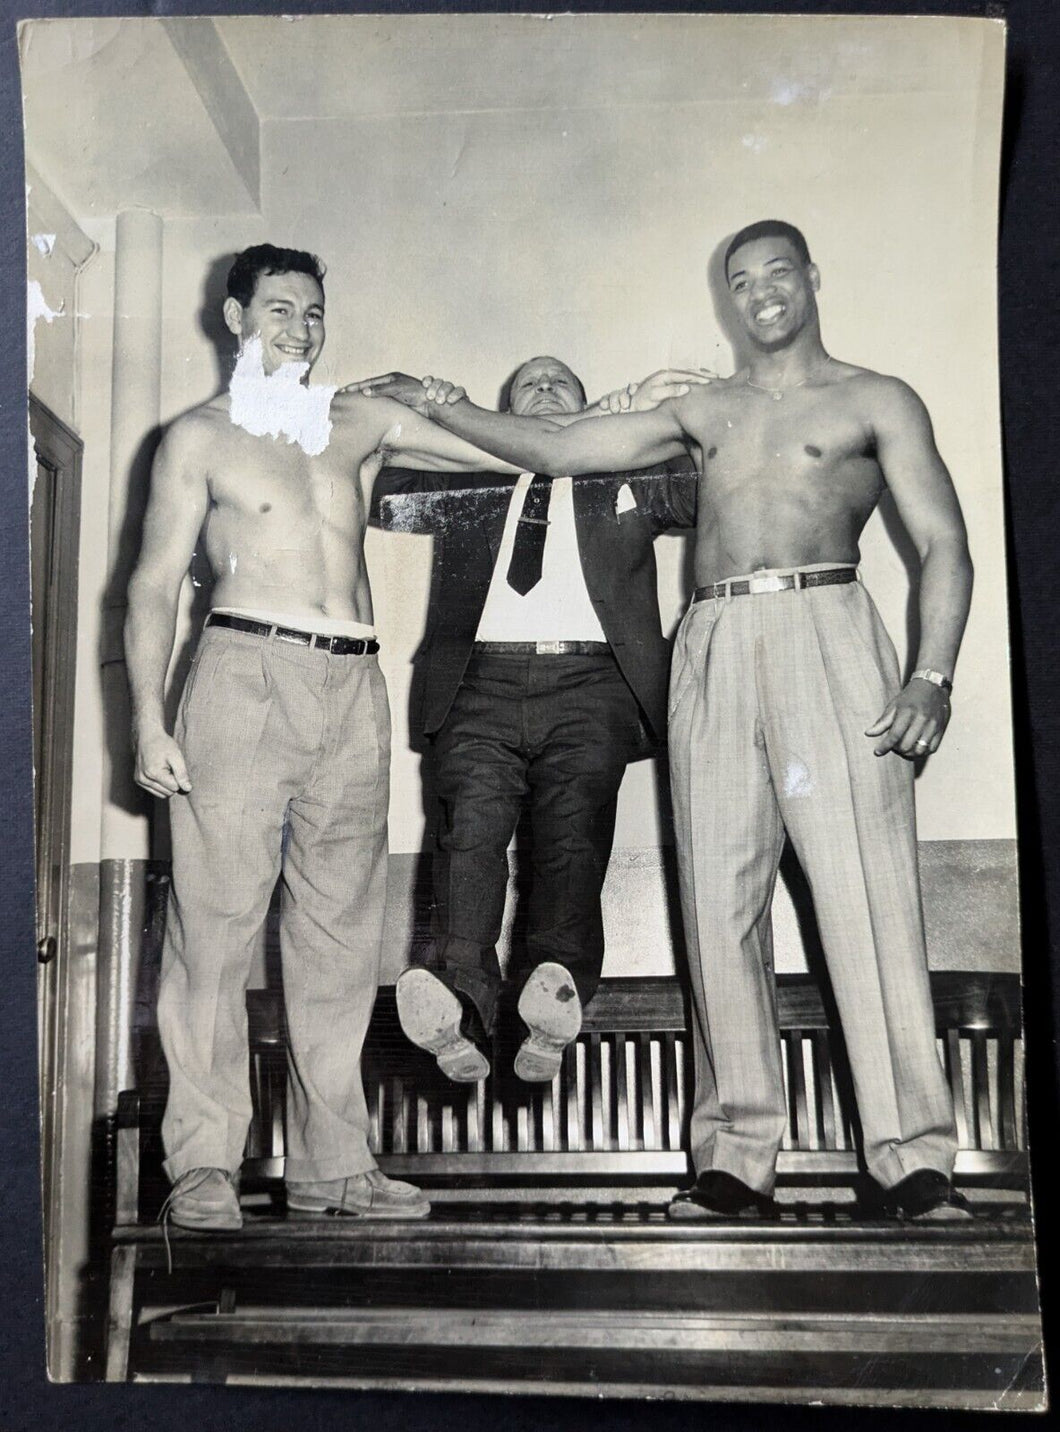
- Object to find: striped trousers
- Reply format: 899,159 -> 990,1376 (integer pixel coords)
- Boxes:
668,569 -> 957,1194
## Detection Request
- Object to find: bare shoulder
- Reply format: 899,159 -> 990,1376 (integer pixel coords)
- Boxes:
684,373 -> 742,404
835,364 -> 930,422
671,374 -> 738,419
328,388 -> 399,450
158,399 -> 227,466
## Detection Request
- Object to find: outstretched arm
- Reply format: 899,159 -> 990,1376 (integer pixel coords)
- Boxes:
338,391 -> 521,474
864,378 -> 973,759
124,421 -> 211,797
359,375 -> 691,476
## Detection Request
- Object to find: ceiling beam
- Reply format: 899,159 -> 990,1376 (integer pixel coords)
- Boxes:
162,18 -> 260,210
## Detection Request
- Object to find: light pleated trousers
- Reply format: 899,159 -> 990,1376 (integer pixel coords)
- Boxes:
158,623 -> 391,1183
668,570 -> 957,1194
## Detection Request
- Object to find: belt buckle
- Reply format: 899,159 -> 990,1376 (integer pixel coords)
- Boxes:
747,573 -> 788,596
536,641 -> 563,655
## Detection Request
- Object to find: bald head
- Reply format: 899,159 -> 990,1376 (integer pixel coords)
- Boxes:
505,356 -> 587,416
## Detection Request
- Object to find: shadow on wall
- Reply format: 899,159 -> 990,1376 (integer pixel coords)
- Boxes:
199,252 -> 238,397
100,252 -> 238,847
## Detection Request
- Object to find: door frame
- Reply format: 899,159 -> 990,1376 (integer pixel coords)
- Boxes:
30,394 -> 83,1377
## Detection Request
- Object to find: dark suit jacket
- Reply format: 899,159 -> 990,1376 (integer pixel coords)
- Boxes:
371,460 -> 697,752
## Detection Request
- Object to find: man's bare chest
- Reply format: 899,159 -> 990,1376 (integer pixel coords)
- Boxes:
205,426 -> 363,523
691,394 -> 880,503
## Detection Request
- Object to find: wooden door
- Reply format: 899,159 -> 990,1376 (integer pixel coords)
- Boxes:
29,396 -> 82,1376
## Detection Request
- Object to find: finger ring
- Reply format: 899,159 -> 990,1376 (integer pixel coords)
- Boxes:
915,739 -> 929,750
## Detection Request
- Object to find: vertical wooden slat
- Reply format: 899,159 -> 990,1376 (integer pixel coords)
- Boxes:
636,1033 -> 653,1150
416,1094 -> 430,1153
796,1036 -> 813,1145
392,1077 -> 408,1154
664,1033 -> 681,1150
441,1099 -> 456,1153
589,1034 -> 605,1150
610,1034 -> 626,1151
945,1029 -> 970,1148
652,1036 -> 666,1151
785,1032 -> 808,1148
492,1076 -> 507,1152
105,1245 -> 137,1382
368,1076 -> 383,1156
812,1030 -> 837,1149
779,1037 -> 792,1149
114,1118 -> 141,1227
272,1060 -> 286,1160
542,1075 -> 557,1151
674,1033 -> 688,1133
467,1082 -> 483,1153
245,1054 -> 261,1160
972,1031 -> 993,1150
565,1041 -> 581,1152
996,1032 -> 1018,1149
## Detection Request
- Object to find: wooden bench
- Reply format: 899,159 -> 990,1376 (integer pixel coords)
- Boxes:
105,972 -> 1039,1400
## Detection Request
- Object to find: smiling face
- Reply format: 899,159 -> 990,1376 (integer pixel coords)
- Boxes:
507,356 -> 586,417
223,270 -> 326,376
726,236 -> 820,351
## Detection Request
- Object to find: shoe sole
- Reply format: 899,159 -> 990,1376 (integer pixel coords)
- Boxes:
166,1210 -> 244,1232
905,1202 -> 974,1221
286,1200 -> 430,1221
514,962 -> 583,1082
396,969 -> 490,1082
666,1200 -> 730,1222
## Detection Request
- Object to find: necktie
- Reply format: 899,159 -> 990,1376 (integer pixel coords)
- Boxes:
506,474 -> 553,595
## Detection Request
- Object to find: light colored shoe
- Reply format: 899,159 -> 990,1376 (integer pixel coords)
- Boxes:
287,1168 -> 431,1220
160,1167 -> 243,1232
396,967 -> 490,1082
514,961 -> 583,1082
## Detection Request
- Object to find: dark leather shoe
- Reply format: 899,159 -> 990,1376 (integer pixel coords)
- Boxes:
889,1168 -> 973,1221
667,1169 -> 775,1221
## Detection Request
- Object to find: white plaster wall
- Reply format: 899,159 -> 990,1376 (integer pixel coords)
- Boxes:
66,220 -> 114,865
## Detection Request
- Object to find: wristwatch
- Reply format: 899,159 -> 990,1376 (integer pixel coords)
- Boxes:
910,668 -> 953,694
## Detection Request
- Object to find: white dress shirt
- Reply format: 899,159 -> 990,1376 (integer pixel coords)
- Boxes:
475,474 -> 608,643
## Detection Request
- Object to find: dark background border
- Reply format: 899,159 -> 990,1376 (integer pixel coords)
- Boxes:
2,3 -> 1056,1429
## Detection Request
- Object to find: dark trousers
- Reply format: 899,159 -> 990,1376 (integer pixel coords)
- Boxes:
429,649 -> 643,1036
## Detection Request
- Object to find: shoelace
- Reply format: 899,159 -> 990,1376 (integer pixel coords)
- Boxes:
157,1169 -> 231,1274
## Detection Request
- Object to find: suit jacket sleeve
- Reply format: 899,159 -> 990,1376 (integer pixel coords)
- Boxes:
629,453 -> 699,534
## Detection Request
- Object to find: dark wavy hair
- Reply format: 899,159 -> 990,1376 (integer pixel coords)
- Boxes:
724,221 -> 811,280
226,244 -> 326,307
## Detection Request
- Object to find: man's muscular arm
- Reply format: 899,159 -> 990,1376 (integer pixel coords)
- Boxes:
336,391 -> 521,474
125,420 -> 210,797
864,378 -> 973,759
361,375 -> 691,476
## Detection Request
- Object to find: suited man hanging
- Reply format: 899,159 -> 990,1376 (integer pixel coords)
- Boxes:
372,357 -> 701,1082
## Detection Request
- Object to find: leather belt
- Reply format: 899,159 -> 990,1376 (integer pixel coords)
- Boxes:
206,612 -> 380,655
693,567 -> 857,602
472,640 -> 612,656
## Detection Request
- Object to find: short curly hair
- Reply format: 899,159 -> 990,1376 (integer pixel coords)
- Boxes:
226,244 -> 326,308
724,221 -> 811,280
